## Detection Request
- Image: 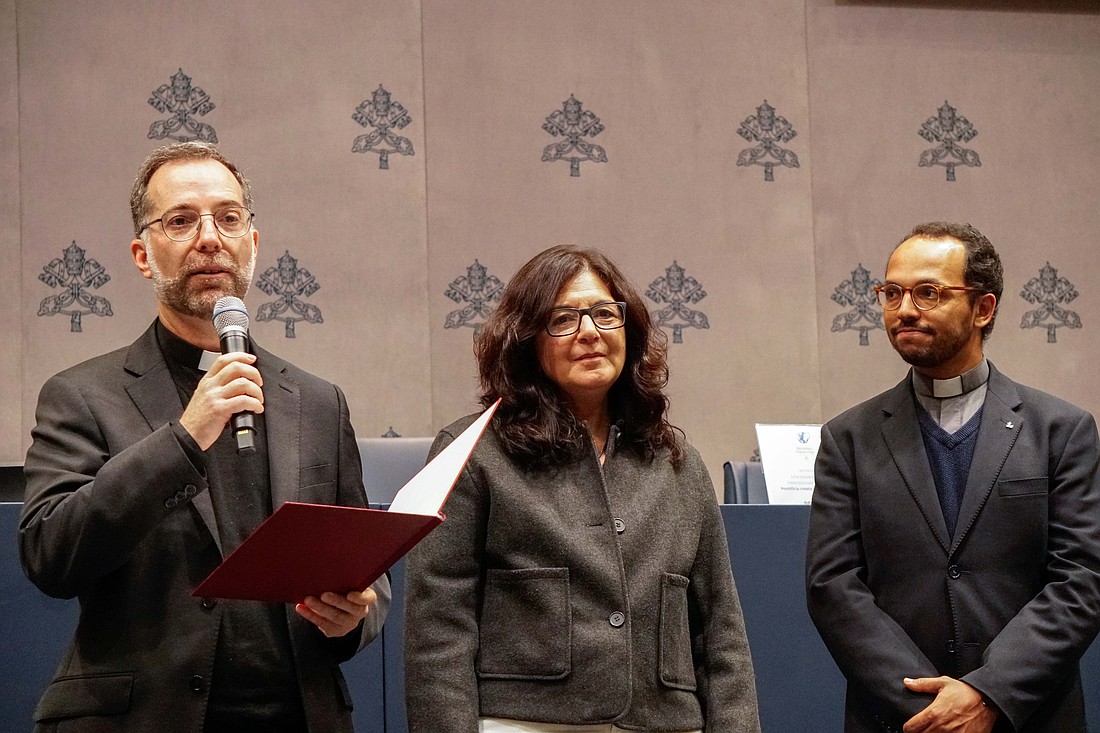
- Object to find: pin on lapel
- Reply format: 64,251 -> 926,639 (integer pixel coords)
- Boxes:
1005,421 -> 1014,429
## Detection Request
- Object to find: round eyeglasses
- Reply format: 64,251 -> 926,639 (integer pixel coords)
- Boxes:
545,301 -> 627,337
874,283 -> 983,311
139,206 -> 254,242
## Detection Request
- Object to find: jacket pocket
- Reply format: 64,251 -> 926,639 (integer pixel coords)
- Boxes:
659,573 -> 697,691
34,673 -> 134,721
996,477 -> 1048,497
476,567 -> 571,680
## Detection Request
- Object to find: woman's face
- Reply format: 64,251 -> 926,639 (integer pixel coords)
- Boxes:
535,270 -> 627,413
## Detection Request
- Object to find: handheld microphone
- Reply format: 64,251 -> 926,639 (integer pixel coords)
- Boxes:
212,296 -> 257,455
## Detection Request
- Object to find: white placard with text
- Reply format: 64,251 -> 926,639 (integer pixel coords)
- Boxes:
754,424 -> 822,505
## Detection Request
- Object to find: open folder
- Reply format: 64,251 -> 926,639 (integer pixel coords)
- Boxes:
193,399 -> 500,603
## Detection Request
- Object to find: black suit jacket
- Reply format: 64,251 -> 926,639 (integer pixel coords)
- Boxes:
20,321 -> 390,732
806,363 -> 1100,733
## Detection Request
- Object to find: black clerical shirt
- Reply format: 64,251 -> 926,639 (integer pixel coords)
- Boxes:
156,321 -> 306,731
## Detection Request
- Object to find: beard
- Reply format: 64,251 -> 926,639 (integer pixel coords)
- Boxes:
146,246 -> 256,319
888,317 -> 973,370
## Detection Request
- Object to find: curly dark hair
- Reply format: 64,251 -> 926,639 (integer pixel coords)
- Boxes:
896,221 -> 1003,340
475,244 -> 683,467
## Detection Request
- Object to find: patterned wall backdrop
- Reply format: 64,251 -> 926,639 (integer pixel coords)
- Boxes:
4,0 -> 1099,494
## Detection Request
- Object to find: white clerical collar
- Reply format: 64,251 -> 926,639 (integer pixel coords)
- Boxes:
197,351 -> 220,372
912,358 -> 990,399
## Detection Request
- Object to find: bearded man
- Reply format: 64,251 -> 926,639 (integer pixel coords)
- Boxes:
20,142 -> 389,733
806,222 -> 1100,733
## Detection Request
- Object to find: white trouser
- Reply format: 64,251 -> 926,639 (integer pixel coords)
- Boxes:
479,718 -> 702,733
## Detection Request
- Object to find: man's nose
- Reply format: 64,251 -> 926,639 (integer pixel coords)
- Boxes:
194,215 -> 222,251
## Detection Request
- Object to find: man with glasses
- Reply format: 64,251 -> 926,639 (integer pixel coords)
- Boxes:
806,222 -> 1100,733
20,142 -> 390,733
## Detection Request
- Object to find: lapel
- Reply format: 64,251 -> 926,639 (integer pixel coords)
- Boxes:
119,326 -> 304,555
123,322 -> 221,551
254,343 -> 301,509
880,374 -> 951,552
951,364 -> 1022,551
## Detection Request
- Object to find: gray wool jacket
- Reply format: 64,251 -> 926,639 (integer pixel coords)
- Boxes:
404,414 -> 761,732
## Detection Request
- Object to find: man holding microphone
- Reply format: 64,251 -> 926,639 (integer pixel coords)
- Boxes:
20,141 -> 388,732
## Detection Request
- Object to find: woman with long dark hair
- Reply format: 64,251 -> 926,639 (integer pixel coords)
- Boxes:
404,245 -> 760,733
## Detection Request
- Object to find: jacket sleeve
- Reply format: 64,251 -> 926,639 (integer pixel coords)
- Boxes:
962,409 -> 1100,728
19,371 -> 207,599
403,426 -> 486,733
685,454 -> 762,733
805,421 -> 940,724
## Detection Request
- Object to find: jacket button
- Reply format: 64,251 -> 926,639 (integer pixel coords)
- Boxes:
946,640 -> 957,654
190,674 -> 205,693
609,611 -> 625,628
613,518 -> 626,534
164,497 -> 178,508
200,597 -> 217,610
184,484 -> 198,496
948,565 -> 961,579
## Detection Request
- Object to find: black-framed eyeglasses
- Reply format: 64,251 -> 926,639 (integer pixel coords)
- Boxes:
138,206 -> 254,242
545,301 -> 627,337
874,283 -> 983,311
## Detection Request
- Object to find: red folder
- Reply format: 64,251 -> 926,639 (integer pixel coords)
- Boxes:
193,400 -> 499,603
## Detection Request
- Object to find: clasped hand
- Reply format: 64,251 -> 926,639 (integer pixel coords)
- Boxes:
902,676 -> 997,733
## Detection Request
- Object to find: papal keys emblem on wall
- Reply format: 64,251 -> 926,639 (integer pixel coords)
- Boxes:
255,251 -> 323,338
352,85 -> 415,170
736,100 -> 800,182
830,263 -> 884,346
444,260 -> 504,337
37,241 -> 113,332
918,101 -> 980,182
542,95 -> 608,177
147,68 -> 218,143
1020,262 -> 1081,344
646,261 -> 709,345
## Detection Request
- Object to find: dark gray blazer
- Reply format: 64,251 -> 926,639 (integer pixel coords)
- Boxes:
806,363 -> 1100,733
404,414 -> 761,733
20,321 -> 390,733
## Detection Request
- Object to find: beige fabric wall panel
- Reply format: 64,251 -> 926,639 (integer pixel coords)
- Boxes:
421,0 -> 819,491
1,0 -> 20,464
807,1 -> 1100,422
17,0 -> 432,454
12,0 -> 1097,479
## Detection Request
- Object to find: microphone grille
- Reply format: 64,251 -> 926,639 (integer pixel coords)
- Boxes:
212,296 -> 250,333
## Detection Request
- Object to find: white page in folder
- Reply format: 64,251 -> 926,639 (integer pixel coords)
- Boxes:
387,399 -> 500,516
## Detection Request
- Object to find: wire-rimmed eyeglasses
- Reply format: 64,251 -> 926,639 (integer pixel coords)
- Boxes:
138,206 -> 254,242
874,283 -> 983,311
545,301 -> 627,337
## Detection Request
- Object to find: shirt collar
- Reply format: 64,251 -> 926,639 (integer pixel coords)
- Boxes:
911,357 -> 990,399
155,319 -> 221,372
